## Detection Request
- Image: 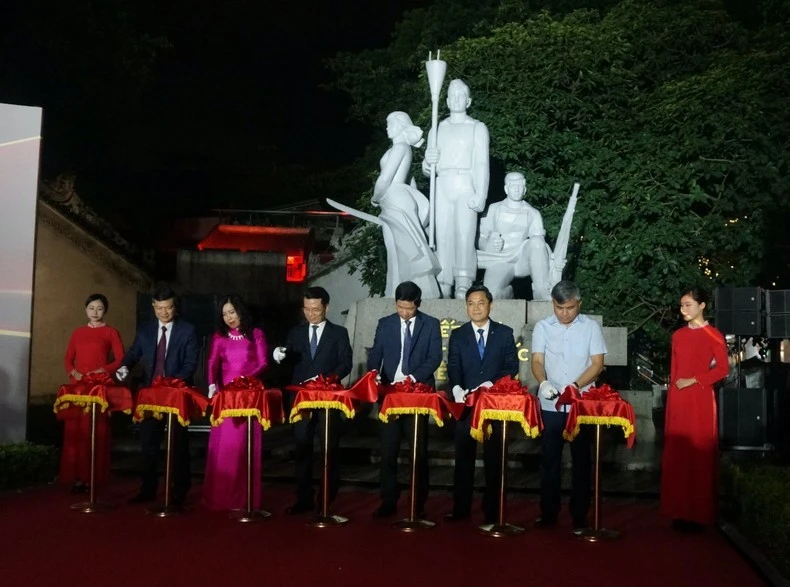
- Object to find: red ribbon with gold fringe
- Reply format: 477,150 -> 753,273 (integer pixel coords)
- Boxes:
210,376 -> 284,430
557,384 -> 636,447
133,377 -> 209,427
54,373 -> 132,418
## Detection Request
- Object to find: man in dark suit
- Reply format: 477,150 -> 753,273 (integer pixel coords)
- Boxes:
273,286 -> 352,514
445,284 -> 519,524
117,285 -> 199,505
367,281 -> 442,518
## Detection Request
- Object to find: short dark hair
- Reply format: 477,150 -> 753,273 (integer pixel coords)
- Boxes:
304,286 -> 329,306
395,281 -> 422,306
465,284 -> 493,303
217,294 -> 254,339
551,280 -> 581,304
681,287 -> 709,306
84,293 -> 109,312
151,283 -> 177,302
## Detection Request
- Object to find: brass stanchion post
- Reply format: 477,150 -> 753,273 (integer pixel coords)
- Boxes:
71,402 -> 112,513
394,414 -> 434,531
480,421 -> 524,537
577,424 -> 619,541
307,408 -> 348,527
147,412 -> 183,517
231,415 -> 271,522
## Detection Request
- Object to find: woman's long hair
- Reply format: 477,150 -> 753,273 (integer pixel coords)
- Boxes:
216,294 -> 254,339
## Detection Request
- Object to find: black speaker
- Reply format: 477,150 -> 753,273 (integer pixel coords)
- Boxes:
715,287 -> 762,311
714,311 -> 762,335
766,314 -> 790,338
765,289 -> 790,314
718,387 -> 768,450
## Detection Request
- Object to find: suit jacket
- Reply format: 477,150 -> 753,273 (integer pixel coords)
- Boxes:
121,318 -> 200,386
285,321 -> 352,385
447,320 -> 519,390
367,311 -> 442,387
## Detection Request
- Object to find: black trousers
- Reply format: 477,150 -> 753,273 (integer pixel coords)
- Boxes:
293,409 -> 341,506
452,410 -> 502,523
539,409 -> 591,522
379,414 -> 429,510
138,416 -> 191,499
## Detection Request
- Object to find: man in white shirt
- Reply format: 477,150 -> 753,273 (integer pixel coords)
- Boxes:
531,280 -> 606,534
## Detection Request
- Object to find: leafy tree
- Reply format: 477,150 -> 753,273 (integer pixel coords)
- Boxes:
329,0 -> 790,354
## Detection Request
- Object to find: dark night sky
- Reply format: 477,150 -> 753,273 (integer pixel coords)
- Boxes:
1,0 -> 426,234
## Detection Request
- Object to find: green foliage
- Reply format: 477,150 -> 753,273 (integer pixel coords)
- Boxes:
328,0 -> 790,352
0,443 -> 59,491
723,460 -> 790,576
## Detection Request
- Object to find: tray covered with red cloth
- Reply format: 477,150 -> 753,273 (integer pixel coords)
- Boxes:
133,377 -> 209,427
54,373 -> 132,417
288,370 -> 379,423
378,379 -> 462,427
555,383 -> 636,447
469,377 -> 542,442
210,376 -> 284,430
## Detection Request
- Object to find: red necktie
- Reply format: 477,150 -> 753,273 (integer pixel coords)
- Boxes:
153,325 -> 167,378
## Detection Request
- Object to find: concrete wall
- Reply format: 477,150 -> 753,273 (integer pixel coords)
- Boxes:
309,263 -> 370,326
29,203 -> 150,403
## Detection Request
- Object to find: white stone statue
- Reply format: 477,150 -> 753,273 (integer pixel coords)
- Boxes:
422,79 -> 490,299
327,112 -> 441,298
477,172 -> 578,300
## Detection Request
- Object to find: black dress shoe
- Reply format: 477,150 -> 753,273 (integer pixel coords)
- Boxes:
71,482 -> 88,494
534,516 -> 558,528
128,493 -> 155,504
171,495 -> 186,507
572,518 -> 589,535
286,502 -> 313,515
443,511 -> 470,522
374,503 -> 397,518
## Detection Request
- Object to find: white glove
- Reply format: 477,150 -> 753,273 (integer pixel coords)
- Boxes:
478,381 -> 494,389
273,347 -> 287,363
539,380 -> 559,400
208,384 -> 217,399
375,372 -> 382,384
452,385 -> 468,403
116,366 -> 129,381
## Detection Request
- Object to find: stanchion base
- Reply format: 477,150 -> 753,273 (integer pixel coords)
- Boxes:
307,514 -> 349,528
71,501 -> 114,513
394,517 -> 436,532
479,522 -> 525,537
146,504 -> 184,517
230,509 -> 272,523
576,527 -> 620,542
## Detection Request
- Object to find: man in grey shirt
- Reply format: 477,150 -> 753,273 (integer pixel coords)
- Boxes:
531,280 -> 607,534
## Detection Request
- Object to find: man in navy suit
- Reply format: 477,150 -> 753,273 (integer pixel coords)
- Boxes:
117,285 -> 199,504
367,281 -> 442,518
273,286 -> 352,514
445,284 -> 519,524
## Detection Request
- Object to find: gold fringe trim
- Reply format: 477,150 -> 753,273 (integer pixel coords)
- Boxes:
289,401 -> 354,423
470,409 -> 541,442
133,404 -> 200,427
53,394 -> 109,415
562,415 -> 635,442
210,409 -> 275,430
378,407 -> 444,427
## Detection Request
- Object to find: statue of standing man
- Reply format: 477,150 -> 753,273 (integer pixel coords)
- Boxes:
423,79 -> 489,299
